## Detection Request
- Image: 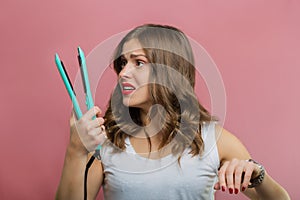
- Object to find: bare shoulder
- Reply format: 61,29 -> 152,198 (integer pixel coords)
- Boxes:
215,124 -> 251,165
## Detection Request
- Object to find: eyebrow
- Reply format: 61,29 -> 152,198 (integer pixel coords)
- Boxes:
129,54 -> 147,59
120,53 -> 148,60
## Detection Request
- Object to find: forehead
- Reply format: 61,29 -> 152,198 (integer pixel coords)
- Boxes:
122,39 -> 145,55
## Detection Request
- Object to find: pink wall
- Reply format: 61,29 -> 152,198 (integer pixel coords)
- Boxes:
1,0 -> 299,199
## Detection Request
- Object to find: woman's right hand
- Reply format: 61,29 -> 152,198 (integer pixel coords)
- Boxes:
69,106 -> 107,155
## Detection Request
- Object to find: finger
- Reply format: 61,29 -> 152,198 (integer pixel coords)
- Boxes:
97,117 -> 105,125
214,182 -> 220,190
70,111 -> 76,126
241,162 -> 255,191
81,106 -> 101,121
87,117 -> 105,130
96,111 -> 102,118
218,161 -> 230,192
225,159 -> 239,194
87,124 -> 106,136
100,125 -> 106,132
93,131 -> 108,147
234,162 -> 246,194
87,127 -> 103,137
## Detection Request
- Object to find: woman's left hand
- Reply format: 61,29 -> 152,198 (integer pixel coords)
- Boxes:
214,158 -> 260,194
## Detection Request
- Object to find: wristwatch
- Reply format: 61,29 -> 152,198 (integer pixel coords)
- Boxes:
247,159 -> 265,188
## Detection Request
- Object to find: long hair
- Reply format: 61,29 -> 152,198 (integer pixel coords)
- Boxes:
104,24 -> 218,157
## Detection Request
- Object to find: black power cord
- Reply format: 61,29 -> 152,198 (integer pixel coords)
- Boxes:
84,150 -> 101,200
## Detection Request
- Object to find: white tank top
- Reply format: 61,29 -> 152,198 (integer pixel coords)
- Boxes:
100,121 -> 220,200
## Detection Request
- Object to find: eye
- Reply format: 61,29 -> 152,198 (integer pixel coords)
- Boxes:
136,60 -> 145,68
119,58 -> 127,68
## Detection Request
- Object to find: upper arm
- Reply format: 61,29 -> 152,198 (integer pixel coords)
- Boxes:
215,124 -> 251,164
87,153 -> 104,200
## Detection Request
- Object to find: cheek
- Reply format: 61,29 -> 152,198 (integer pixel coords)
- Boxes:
138,66 -> 151,83
135,85 -> 149,96
133,66 -> 151,98
134,75 -> 150,91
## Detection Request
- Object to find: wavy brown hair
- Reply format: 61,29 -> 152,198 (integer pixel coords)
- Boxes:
104,24 -> 218,157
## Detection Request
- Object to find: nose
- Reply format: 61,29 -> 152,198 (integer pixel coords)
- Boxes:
119,62 -> 133,78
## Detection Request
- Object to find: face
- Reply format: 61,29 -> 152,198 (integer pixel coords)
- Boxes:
118,39 -> 152,111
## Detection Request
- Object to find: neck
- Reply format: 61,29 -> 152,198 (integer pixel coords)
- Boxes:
136,106 -> 165,139
140,108 -> 150,126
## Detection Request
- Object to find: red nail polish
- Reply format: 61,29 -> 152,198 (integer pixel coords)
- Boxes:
222,186 -> 225,192
242,186 -> 246,191
229,188 -> 233,194
235,188 -> 238,194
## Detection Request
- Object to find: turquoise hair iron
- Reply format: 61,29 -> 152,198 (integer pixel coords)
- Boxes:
55,47 -> 93,118
55,47 -> 102,200
55,47 -> 101,200
55,47 -> 100,150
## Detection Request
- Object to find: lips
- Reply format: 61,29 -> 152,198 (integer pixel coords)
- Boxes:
121,82 -> 136,95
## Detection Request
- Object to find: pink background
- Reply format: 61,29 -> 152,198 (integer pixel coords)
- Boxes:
1,0 -> 299,199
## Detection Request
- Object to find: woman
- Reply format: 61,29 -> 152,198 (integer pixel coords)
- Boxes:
56,24 -> 290,200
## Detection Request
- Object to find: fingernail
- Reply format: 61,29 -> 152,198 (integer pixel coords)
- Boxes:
221,186 -> 225,192
229,188 -> 233,194
235,188 -> 239,194
242,186 -> 246,191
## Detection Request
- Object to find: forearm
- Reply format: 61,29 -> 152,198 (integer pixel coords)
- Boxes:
254,172 -> 290,200
55,145 -> 88,200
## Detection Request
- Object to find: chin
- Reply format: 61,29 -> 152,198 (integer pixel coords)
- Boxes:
122,98 -> 130,107
122,99 -> 142,109
122,98 -> 136,107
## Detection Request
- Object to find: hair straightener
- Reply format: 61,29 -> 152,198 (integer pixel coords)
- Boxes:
55,47 -> 100,200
